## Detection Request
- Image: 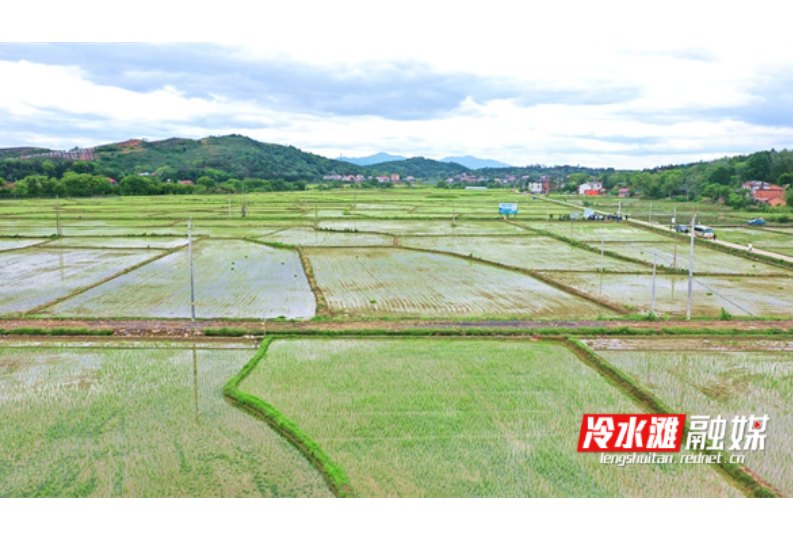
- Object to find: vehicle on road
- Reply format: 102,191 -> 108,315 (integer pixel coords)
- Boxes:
675,224 -> 689,233
694,225 -> 716,239
747,218 -> 766,226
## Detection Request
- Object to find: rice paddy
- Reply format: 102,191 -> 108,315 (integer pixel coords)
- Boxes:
44,240 -> 315,319
538,272 -> 793,317
0,238 -> 49,251
306,247 -> 613,318
317,219 -> 526,235
0,248 -> 161,315
0,340 -> 331,497
586,338 -> 793,496
238,338 -> 741,497
400,235 -> 648,272
527,221 -> 671,242
47,237 -> 189,249
1,191 -> 790,498
262,227 -> 394,247
582,240 -> 789,274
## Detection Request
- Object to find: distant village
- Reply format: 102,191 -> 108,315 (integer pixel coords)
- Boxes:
322,174 -> 414,184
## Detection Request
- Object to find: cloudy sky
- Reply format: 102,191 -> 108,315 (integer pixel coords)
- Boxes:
3,3 -> 793,169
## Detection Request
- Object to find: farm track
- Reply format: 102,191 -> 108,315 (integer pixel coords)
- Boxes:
2,317 -> 792,337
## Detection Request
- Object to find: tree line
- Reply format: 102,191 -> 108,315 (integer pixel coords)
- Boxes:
0,169 -> 308,198
523,149 -> 793,209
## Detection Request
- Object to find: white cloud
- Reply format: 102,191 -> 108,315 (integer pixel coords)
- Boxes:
2,36 -> 793,169
0,61 -> 252,123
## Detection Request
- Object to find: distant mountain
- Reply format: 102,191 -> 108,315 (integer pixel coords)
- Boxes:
338,152 -> 407,166
368,157 -> 468,177
441,156 -> 512,169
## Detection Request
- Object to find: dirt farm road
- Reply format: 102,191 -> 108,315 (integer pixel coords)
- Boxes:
2,317 -> 792,338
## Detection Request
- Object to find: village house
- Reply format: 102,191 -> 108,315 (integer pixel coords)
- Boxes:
742,181 -> 788,206
578,181 -> 604,195
529,179 -> 550,194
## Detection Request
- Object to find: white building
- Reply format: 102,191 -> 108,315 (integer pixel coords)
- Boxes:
578,181 -> 603,195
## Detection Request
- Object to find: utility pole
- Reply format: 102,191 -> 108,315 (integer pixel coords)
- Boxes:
55,195 -> 62,237
227,195 -> 231,218
650,252 -> 657,317
648,201 -> 652,223
686,214 -> 695,320
600,233 -> 604,273
189,218 -> 196,323
192,345 -> 200,424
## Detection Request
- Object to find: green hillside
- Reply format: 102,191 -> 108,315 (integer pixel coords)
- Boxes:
93,135 -> 363,180
367,157 -> 468,178
0,147 -> 51,160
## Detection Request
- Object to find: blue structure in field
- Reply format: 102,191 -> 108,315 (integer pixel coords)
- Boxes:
499,203 -> 518,215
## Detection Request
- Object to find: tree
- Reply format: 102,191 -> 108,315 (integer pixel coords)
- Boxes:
16,175 -> 48,197
196,176 -> 215,188
702,183 -> 733,203
786,187 -> 793,208
745,151 -> 772,181
155,165 -> 177,181
119,175 -> 155,196
225,179 -> 243,193
776,172 -> 793,186
62,172 -> 102,197
707,164 -> 733,186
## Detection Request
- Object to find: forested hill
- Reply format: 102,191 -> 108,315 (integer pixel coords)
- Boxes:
0,147 -> 51,160
0,135 -> 367,183
93,135 -> 364,180
367,157 -> 468,178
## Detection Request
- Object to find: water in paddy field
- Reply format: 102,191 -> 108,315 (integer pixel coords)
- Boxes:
0,342 -> 331,497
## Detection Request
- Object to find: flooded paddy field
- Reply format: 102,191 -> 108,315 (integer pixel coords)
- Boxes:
581,240 -> 789,275
47,237 -> 189,249
262,227 -> 394,247
399,235 -> 648,272
527,221 -> 674,242
0,248 -> 161,315
0,238 -> 50,251
0,340 -> 330,497
586,339 -> 793,496
538,272 -> 793,317
43,240 -> 315,319
317,219 -> 527,235
306,247 -> 614,319
239,337 -> 741,497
